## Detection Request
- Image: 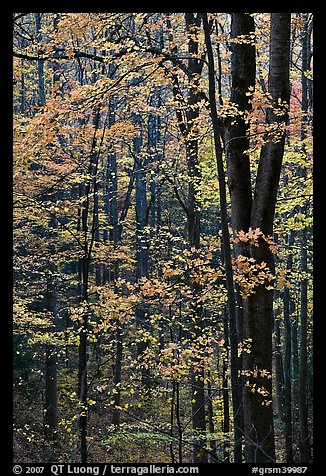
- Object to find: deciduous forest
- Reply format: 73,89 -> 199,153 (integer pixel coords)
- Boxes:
13,12 -> 313,465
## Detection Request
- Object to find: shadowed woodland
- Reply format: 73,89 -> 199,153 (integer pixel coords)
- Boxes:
13,12 -> 313,464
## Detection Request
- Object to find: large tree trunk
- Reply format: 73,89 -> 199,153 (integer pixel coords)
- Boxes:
224,13 -> 255,250
223,13 -> 256,458
242,13 -> 291,463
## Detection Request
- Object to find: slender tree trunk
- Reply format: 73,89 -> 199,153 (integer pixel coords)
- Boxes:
112,325 -> 123,426
298,14 -> 311,463
176,380 -> 183,463
44,213 -> 58,446
283,231 -> 295,462
93,177 -> 102,287
186,129 -> 206,463
299,226 -> 310,462
103,93 -> 118,282
100,92 -> 124,426
19,36 -> 27,115
36,13 -> 59,449
133,87 -> 148,283
202,12 -> 242,463
148,86 -> 162,233
110,155 -> 124,427
222,304 -> 230,463
133,113 -> 151,388
291,300 -> 300,453
35,14 -> 45,109
167,13 -> 207,462
78,109 -> 102,463
273,303 -> 285,424
206,371 -> 218,462
78,258 -> 89,464
170,379 -> 176,463
184,13 -> 207,463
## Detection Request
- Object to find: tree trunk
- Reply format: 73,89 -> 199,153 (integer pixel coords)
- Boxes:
222,304 -> 230,463
19,36 -> 27,115
291,299 -> 300,451
78,255 -> 90,464
242,13 -> 291,463
202,12 -> 242,463
35,14 -> 45,109
206,370 -> 218,462
183,13 -> 208,464
44,216 -> 58,445
283,231 -> 295,462
167,13 -> 207,462
298,227 -> 310,463
224,13 -> 255,250
223,13 -> 256,456
272,293 -> 285,425
36,13 -> 58,448
148,86 -> 162,234
78,109 -> 102,463
133,112 -> 151,388
298,13 -> 311,463
99,90 -> 124,426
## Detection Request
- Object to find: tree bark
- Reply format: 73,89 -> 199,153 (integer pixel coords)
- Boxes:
224,13 -> 254,246
184,13 -> 208,464
222,304 -> 230,463
242,13 -> 291,463
19,35 -> 27,115
298,13 -> 311,463
273,307 -> 285,424
78,109 -> 102,463
291,299 -> 300,449
202,12 -> 242,463
298,227 -> 310,462
283,231 -> 295,462
133,112 -> 151,389
36,13 -> 59,448
44,216 -> 58,443
223,13 -> 256,455
148,86 -> 162,234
